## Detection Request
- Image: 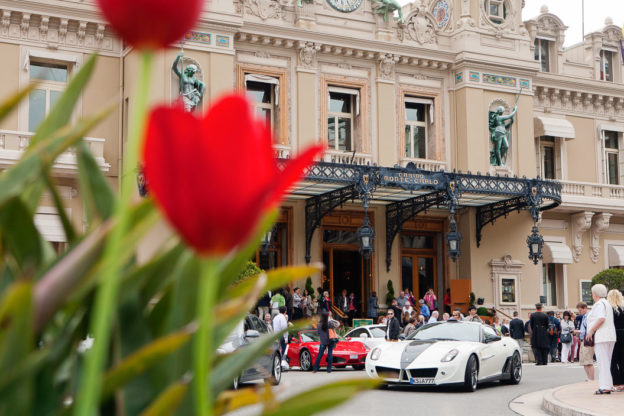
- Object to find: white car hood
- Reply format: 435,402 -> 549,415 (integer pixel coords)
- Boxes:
375,339 -> 479,368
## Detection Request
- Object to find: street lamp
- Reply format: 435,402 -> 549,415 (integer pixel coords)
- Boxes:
357,215 -> 375,259
446,218 -> 462,262
526,225 -> 544,265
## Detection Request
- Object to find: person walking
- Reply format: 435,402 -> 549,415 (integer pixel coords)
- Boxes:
385,309 -> 401,340
270,290 -> 285,319
264,313 -> 273,332
607,289 -> 624,392
530,303 -> 550,366
292,287 -> 302,320
585,284 -> 616,395
575,302 -> 595,381
319,291 -> 331,313
257,291 -> 271,319
272,306 -> 289,357
572,310 -> 583,362
312,311 -> 340,373
509,311 -> 525,345
367,291 -> 379,320
547,311 -> 561,362
560,311 -> 575,363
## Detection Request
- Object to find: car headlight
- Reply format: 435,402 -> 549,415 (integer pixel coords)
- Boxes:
370,347 -> 382,361
441,349 -> 459,362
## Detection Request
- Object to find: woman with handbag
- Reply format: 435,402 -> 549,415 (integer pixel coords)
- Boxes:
312,311 -> 340,373
586,284 -> 617,395
560,311 -> 575,363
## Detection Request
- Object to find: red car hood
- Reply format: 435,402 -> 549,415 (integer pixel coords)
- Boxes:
332,341 -> 367,354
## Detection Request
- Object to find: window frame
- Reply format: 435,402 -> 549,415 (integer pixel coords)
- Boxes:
579,280 -> 594,306
600,50 -> 614,82
404,97 -> 432,160
602,130 -> 621,185
536,136 -> 565,180
236,65 -> 288,145
534,38 -> 551,73
542,263 -> 560,307
398,87 -> 442,167
28,60 -> 70,132
327,90 -> 355,152
487,0 -> 505,23
499,275 -> 517,306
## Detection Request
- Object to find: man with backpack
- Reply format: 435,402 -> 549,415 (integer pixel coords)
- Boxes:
547,310 -> 561,362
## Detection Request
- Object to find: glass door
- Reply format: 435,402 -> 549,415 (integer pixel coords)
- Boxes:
401,254 -> 436,301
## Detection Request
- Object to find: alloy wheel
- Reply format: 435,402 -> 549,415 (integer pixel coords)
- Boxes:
300,350 -> 312,371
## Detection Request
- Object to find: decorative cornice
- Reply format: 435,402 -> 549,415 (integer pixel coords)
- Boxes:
590,213 -> 612,263
571,211 -> 594,262
533,85 -> 624,118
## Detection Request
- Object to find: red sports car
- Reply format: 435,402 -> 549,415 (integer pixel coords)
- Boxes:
287,329 -> 369,371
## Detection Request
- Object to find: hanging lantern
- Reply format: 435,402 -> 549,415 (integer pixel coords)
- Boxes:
526,225 -> 544,265
446,218 -> 462,262
357,215 -> 375,259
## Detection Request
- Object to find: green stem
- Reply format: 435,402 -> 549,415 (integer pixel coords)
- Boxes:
194,258 -> 220,416
73,50 -> 153,416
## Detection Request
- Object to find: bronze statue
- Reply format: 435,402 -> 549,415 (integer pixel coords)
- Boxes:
172,51 -> 206,112
489,104 -> 517,166
372,0 -> 405,24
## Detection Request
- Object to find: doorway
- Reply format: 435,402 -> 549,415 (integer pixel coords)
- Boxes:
323,249 -> 363,306
400,233 -> 437,300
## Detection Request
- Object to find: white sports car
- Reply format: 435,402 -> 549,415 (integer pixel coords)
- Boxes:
365,321 -> 522,392
344,325 -> 388,350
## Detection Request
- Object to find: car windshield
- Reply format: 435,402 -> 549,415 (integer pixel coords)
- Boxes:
370,327 -> 386,338
300,330 -> 345,343
406,322 -> 480,342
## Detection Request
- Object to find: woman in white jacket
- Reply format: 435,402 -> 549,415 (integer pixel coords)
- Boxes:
586,284 -> 617,394
560,311 -> 575,363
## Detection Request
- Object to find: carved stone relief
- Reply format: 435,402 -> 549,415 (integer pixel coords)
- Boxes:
298,41 -> 320,69
378,53 -> 399,80
402,5 -> 437,45
241,0 -> 287,20
571,212 -> 594,262
590,213 -> 612,263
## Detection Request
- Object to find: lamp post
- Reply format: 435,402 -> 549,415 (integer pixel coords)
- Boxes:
526,225 -> 544,265
357,215 -> 375,259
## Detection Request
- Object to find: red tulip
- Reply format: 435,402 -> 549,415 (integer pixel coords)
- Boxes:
96,0 -> 202,49
142,94 -> 323,255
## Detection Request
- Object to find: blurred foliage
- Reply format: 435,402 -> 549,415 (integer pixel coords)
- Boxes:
0,54 -> 375,415
592,268 -> 624,292
385,280 -> 395,306
305,277 -> 315,300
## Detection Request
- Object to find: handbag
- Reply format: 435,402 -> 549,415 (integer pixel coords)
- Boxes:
560,333 -> 572,343
328,327 -> 339,345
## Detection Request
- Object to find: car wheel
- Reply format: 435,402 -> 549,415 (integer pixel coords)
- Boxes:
300,350 -> 312,371
463,355 -> 478,392
269,354 -> 282,385
352,364 -> 365,371
232,375 -> 240,390
504,352 -> 522,385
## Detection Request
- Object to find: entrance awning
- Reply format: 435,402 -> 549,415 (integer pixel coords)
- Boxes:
543,241 -> 573,264
534,117 -> 575,139
608,245 -> 624,267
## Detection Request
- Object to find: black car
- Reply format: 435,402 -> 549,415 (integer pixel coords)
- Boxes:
218,314 -> 282,389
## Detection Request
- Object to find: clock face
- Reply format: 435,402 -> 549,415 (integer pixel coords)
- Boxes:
432,0 -> 450,29
326,0 -> 363,13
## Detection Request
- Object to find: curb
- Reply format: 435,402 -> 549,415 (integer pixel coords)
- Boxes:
542,385 -> 606,416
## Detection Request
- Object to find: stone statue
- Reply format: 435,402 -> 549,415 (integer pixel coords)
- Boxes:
172,52 -> 206,112
489,104 -> 517,166
372,0 -> 405,24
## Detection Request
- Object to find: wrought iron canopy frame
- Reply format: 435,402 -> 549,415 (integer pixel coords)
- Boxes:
291,160 -> 561,266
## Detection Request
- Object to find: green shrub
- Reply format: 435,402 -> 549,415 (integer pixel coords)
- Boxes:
469,292 -> 476,307
236,260 -> 262,283
476,307 -> 493,317
386,280 -> 395,306
305,276 -> 315,300
592,268 -> 624,291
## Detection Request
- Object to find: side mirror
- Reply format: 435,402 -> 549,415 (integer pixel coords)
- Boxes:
291,337 -> 298,343
245,329 -> 260,338
359,333 -> 369,339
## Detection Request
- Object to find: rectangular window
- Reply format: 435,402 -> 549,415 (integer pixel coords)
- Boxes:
500,276 -> 517,304
600,50 -> 614,82
404,97 -> 433,159
605,130 -> 619,185
542,263 -> 557,306
28,60 -> 69,132
534,38 -> 550,72
537,136 -> 560,180
245,74 -> 280,135
579,280 -> 593,306
328,88 -> 359,152
487,0 -> 504,22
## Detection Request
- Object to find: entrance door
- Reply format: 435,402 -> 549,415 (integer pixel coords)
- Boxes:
323,248 -> 363,314
401,255 -> 436,301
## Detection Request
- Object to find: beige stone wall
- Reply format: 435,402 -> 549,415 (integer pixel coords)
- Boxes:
565,115 -> 598,183
0,43 -> 20,130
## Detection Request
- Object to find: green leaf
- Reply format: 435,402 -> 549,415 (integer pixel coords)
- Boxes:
0,282 -> 35,416
0,84 -> 37,125
138,377 -> 190,416
0,197 -> 44,270
28,55 -> 97,148
101,326 -> 194,400
77,141 -> 116,225
215,386 -> 265,416
42,169 -> 77,243
261,379 -> 379,416
0,108 -> 113,209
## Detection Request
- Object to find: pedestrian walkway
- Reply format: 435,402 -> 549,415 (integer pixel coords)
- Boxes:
512,381 -> 624,416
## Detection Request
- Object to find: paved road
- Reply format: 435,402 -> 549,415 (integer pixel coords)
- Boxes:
228,363 -> 586,416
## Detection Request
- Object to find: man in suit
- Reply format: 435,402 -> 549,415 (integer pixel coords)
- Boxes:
385,309 -> 401,340
530,303 -> 551,365
509,311 -> 525,342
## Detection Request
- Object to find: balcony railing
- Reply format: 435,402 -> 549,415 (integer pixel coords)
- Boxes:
323,150 -> 373,166
0,130 -> 110,173
559,180 -> 624,211
400,158 -> 447,172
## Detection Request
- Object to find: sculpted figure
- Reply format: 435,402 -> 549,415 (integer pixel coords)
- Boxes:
372,0 -> 405,24
489,105 -> 517,166
172,52 -> 206,112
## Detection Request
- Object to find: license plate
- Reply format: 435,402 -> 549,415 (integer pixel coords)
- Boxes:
350,354 -> 358,359
410,377 -> 435,385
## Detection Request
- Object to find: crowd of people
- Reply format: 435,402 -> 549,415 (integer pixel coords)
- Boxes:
255,284 -> 624,391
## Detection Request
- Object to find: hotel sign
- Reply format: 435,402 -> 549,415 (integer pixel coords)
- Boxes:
378,168 -> 445,191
